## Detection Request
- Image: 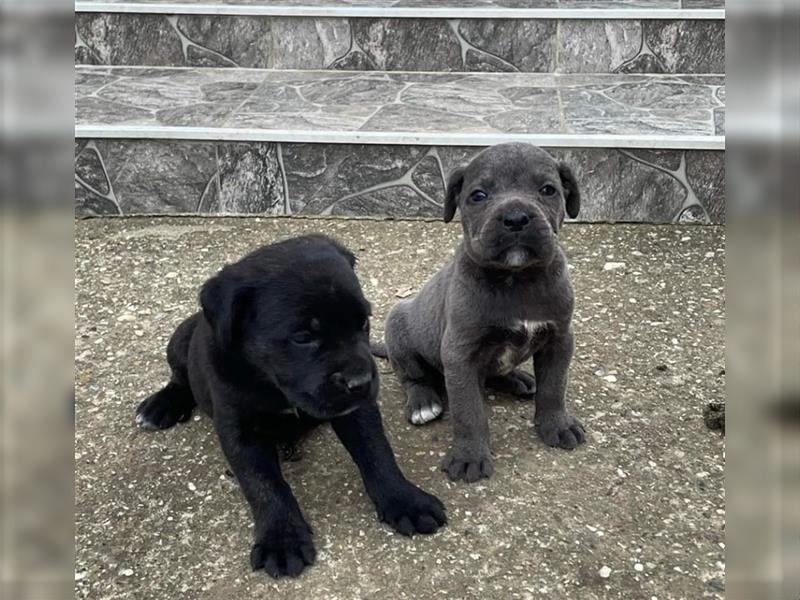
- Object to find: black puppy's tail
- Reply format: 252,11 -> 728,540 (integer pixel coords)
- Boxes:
135,381 -> 196,431
370,341 -> 389,359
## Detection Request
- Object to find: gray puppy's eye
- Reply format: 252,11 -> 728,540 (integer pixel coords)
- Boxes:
470,190 -> 488,202
291,331 -> 315,345
539,184 -> 557,197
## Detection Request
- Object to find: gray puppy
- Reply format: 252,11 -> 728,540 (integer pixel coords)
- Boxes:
376,143 -> 586,483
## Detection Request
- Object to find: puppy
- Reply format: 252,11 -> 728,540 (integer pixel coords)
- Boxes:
136,235 -> 446,578
378,143 -> 586,483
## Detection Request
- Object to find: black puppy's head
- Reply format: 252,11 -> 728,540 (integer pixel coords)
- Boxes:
443,143 -> 580,270
200,235 -> 377,419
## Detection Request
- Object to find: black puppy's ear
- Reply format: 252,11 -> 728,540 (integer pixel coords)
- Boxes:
328,239 -> 356,268
305,234 -> 357,268
558,163 -> 581,219
443,167 -> 464,223
199,276 -> 252,349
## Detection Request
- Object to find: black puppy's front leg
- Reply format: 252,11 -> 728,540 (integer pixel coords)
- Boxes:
331,403 -> 446,536
533,327 -> 586,449
215,411 -> 315,578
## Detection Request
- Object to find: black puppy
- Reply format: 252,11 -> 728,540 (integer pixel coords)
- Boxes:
136,234 -> 446,578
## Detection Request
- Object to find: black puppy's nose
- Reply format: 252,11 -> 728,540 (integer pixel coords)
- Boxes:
331,371 -> 373,394
503,211 -> 531,232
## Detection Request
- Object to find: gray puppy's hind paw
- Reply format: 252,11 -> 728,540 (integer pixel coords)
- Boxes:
486,370 -> 536,399
405,387 -> 444,425
536,412 -> 586,450
441,445 -> 494,483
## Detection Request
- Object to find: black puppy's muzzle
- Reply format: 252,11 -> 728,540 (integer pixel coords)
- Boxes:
330,369 -> 374,397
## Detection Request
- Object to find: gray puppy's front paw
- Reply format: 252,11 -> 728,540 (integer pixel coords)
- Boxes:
441,443 -> 494,483
535,411 -> 586,449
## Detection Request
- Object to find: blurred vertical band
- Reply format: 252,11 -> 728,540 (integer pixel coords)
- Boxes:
726,1 -> 800,599
0,0 -> 75,598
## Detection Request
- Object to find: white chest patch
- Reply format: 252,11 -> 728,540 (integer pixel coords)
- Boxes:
494,320 -> 552,375
521,319 -> 550,337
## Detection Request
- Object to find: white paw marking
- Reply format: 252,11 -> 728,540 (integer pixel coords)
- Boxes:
135,411 -> 157,430
410,401 -> 442,425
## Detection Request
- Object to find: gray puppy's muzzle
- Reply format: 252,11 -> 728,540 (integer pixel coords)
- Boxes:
473,199 -> 557,268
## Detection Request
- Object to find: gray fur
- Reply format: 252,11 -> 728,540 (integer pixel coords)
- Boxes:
380,143 -> 586,483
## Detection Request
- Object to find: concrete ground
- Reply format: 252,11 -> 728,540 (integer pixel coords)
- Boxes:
75,217 -> 725,600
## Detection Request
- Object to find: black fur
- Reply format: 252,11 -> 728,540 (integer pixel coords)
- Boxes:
136,234 -> 445,579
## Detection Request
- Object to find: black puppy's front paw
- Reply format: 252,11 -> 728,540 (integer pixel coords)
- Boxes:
535,411 -> 586,449
251,517 -> 316,579
376,484 -> 447,536
441,444 -> 494,483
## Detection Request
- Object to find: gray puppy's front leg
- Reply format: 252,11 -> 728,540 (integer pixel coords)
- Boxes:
440,351 -> 494,483
533,327 -> 586,449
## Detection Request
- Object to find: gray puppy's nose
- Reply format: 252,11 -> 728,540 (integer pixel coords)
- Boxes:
331,371 -> 373,393
503,210 -> 531,232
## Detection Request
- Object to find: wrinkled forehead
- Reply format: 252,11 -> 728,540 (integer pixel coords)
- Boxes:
464,145 -> 560,188
298,282 -> 370,326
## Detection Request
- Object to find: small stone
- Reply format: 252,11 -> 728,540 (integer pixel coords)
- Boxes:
704,402 -> 725,433
599,566 -> 612,578
166,272 -> 178,278
603,262 -> 626,271
617,468 -> 627,479
119,568 -> 134,577
634,563 -> 644,572
75,571 -> 88,581
134,330 -> 144,337
117,314 -> 136,322
188,482 -> 197,492
395,286 -> 414,298
603,375 -> 617,383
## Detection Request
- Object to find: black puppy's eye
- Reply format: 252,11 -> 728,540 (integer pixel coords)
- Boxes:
539,184 -> 557,197
470,190 -> 488,203
291,331 -> 315,345
362,318 -> 370,331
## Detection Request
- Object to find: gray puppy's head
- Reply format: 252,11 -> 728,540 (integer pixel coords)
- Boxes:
444,143 -> 580,270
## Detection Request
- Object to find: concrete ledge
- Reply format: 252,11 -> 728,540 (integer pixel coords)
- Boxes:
76,125 -> 726,150
75,2 -> 726,20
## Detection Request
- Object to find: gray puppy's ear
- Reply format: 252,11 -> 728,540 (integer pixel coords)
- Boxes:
443,167 -> 465,223
558,163 -> 581,219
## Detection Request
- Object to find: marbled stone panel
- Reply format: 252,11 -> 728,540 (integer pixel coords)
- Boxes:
75,140 -> 725,223
76,67 -> 723,137
75,140 -> 219,214
75,13 -> 725,74
559,19 -> 724,74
